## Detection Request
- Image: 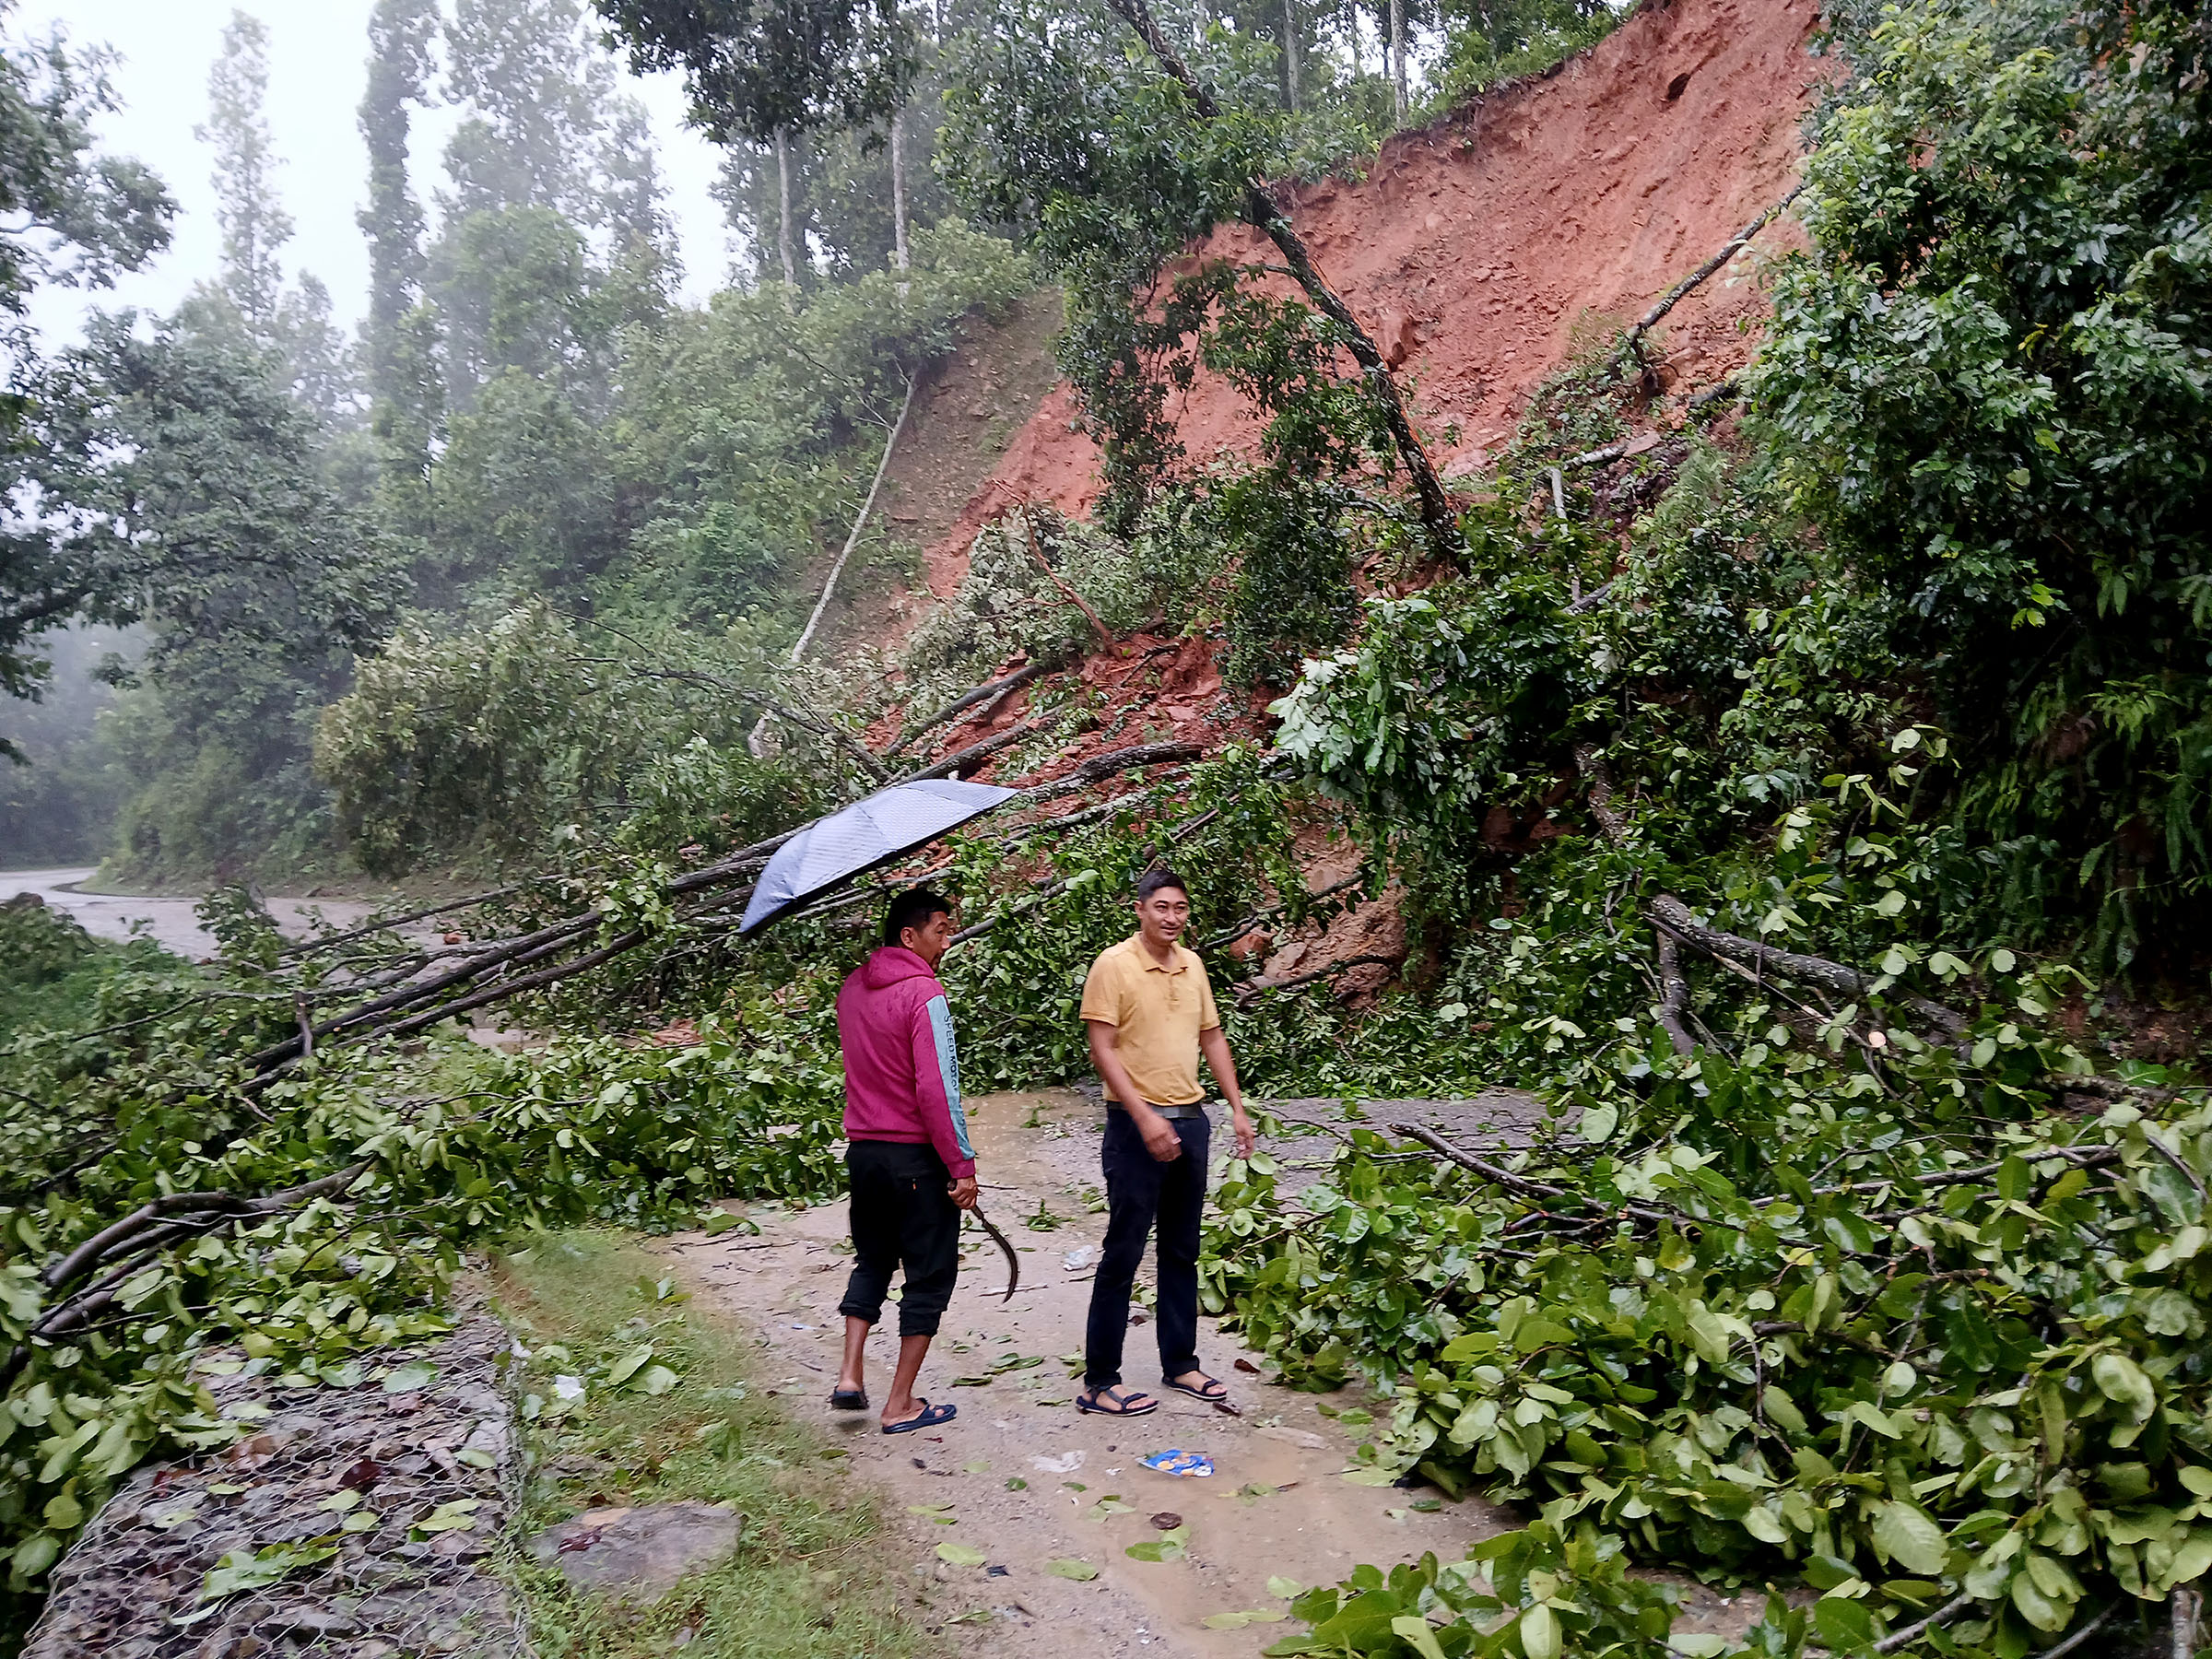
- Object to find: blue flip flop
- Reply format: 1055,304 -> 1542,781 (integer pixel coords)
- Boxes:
883,1399 -> 956,1434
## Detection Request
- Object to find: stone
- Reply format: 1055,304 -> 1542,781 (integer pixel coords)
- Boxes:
529,1502 -> 745,1597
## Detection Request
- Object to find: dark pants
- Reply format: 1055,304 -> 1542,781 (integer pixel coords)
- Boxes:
1084,1109 -> 1211,1389
839,1141 -> 960,1338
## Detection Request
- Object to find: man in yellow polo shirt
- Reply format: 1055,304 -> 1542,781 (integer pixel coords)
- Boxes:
1074,868 -> 1256,1418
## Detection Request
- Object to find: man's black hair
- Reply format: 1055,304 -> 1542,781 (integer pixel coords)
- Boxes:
1135,868 -> 1190,904
884,887 -> 955,947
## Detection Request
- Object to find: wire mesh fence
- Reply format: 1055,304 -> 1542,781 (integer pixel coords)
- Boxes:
25,1309 -> 528,1659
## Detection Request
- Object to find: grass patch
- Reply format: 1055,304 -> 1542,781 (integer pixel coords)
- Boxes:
492,1231 -> 946,1659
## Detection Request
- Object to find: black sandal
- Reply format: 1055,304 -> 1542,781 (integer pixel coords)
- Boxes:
883,1399 -> 956,1434
1163,1371 -> 1228,1403
830,1386 -> 868,1411
1075,1384 -> 1159,1417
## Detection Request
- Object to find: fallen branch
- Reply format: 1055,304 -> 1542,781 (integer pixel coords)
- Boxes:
897,716 -> 1043,783
1387,1122 -> 1567,1202
1022,513 -> 1114,651
1234,952 -> 1399,1002
1654,933 -> 1697,1058
1607,184 -> 1805,377
1018,740 -> 1203,804
1564,579 -> 1618,615
1647,894 -> 1967,1034
276,887 -> 526,960
1204,872 -> 1367,950
884,664 -> 1050,759
1576,746 -> 1632,845
3,1159 -> 375,1389
791,371 -> 919,664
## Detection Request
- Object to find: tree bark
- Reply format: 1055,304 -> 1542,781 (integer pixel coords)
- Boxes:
790,372 -> 918,662
774,126 -> 798,302
1100,0 -> 1462,561
1347,1 -> 1363,79
884,664 -> 1052,758
1606,185 -> 1804,377
1283,0 -> 1300,111
1389,0 -> 1406,119
890,107 -> 911,280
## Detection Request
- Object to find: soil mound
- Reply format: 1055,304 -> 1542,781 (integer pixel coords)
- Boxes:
924,0 -> 1828,591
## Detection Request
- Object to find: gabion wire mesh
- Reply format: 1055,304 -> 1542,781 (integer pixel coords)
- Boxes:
24,1311 -> 529,1659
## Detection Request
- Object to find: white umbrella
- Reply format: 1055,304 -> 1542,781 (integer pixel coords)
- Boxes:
738,778 -> 1017,935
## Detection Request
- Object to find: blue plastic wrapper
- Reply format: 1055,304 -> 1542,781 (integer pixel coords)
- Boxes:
1141,1449 -> 1214,1477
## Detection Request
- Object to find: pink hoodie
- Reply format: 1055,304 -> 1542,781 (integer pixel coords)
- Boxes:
835,946 -> 975,1180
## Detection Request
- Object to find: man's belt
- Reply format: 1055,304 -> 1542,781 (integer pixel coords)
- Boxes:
1111,1100 -> 1207,1120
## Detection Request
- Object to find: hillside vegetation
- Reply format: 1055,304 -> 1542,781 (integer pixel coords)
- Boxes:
0,0 -> 2207,1654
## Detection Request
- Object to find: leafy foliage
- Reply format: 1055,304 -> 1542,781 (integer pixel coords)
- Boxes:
1747,0 -> 2212,962
1213,799 -> 2212,1658
313,605 -> 835,875
0,919 -> 848,1596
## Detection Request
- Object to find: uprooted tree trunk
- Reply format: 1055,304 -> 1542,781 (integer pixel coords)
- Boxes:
1100,0 -> 1463,563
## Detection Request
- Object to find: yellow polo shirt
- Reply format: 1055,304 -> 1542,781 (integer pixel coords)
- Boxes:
1079,934 -> 1220,1107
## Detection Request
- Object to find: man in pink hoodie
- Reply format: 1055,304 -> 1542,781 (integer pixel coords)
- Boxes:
830,887 -> 978,1433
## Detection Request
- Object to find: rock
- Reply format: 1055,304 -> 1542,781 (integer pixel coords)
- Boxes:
529,1501 -> 746,1597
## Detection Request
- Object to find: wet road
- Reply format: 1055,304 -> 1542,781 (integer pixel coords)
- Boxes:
0,868 -> 380,960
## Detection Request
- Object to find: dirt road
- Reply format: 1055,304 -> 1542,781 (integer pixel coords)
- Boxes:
666,1088 -> 1531,1657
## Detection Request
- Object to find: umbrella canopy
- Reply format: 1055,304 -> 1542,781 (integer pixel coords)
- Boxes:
738,778 -> 1018,935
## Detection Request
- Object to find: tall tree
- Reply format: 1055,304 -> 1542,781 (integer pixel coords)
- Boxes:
195,11 -> 292,340
16,318 -> 402,872
1388,0 -> 1406,115
594,0 -> 916,147
358,0 -> 439,407
442,0 -> 614,223
1,0 -> 172,746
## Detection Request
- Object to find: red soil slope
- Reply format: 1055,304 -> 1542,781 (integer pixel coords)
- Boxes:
924,0 -> 1827,595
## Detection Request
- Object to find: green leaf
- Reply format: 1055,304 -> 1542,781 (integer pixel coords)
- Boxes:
1266,1575 -> 1305,1598
1520,1601 -> 1560,1659
1045,1558 -> 1099,1581
636,1364 -> 680,1395
936,1542 -> 987,1567
605,1345 -> 654,1386
198,1542 -> 336,1603
1391,1615 -> 1448,1659
1812,1595 -> 1876,1651
2009,1569 -> 2066,1631
382,1362 -> 437,1394
1871,1500 -> 1948,1575
411,1499 -> 482,1536
1207,1609 -> 1289,1630
2091,1352 -> 2157,1422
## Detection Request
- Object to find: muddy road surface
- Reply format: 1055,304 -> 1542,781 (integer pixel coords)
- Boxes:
665,1088 -> 1532,1658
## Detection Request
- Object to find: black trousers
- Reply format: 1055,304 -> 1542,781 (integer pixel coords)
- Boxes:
838,1140 -> 960,1338
1084,1109 -> 1211,1389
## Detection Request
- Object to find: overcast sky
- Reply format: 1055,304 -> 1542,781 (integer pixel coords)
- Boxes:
24,0 -> 736,346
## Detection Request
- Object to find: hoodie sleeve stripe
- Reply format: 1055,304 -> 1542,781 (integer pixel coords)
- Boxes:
925,994 -> 973,1162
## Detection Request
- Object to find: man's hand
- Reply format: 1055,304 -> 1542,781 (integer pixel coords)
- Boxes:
1231,1109 -> 1256,1160
1134,1106 -> 1183,1163
949,1175 -> 980,1210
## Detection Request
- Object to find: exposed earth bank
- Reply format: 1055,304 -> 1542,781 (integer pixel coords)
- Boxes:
920,0 -> 1830,597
